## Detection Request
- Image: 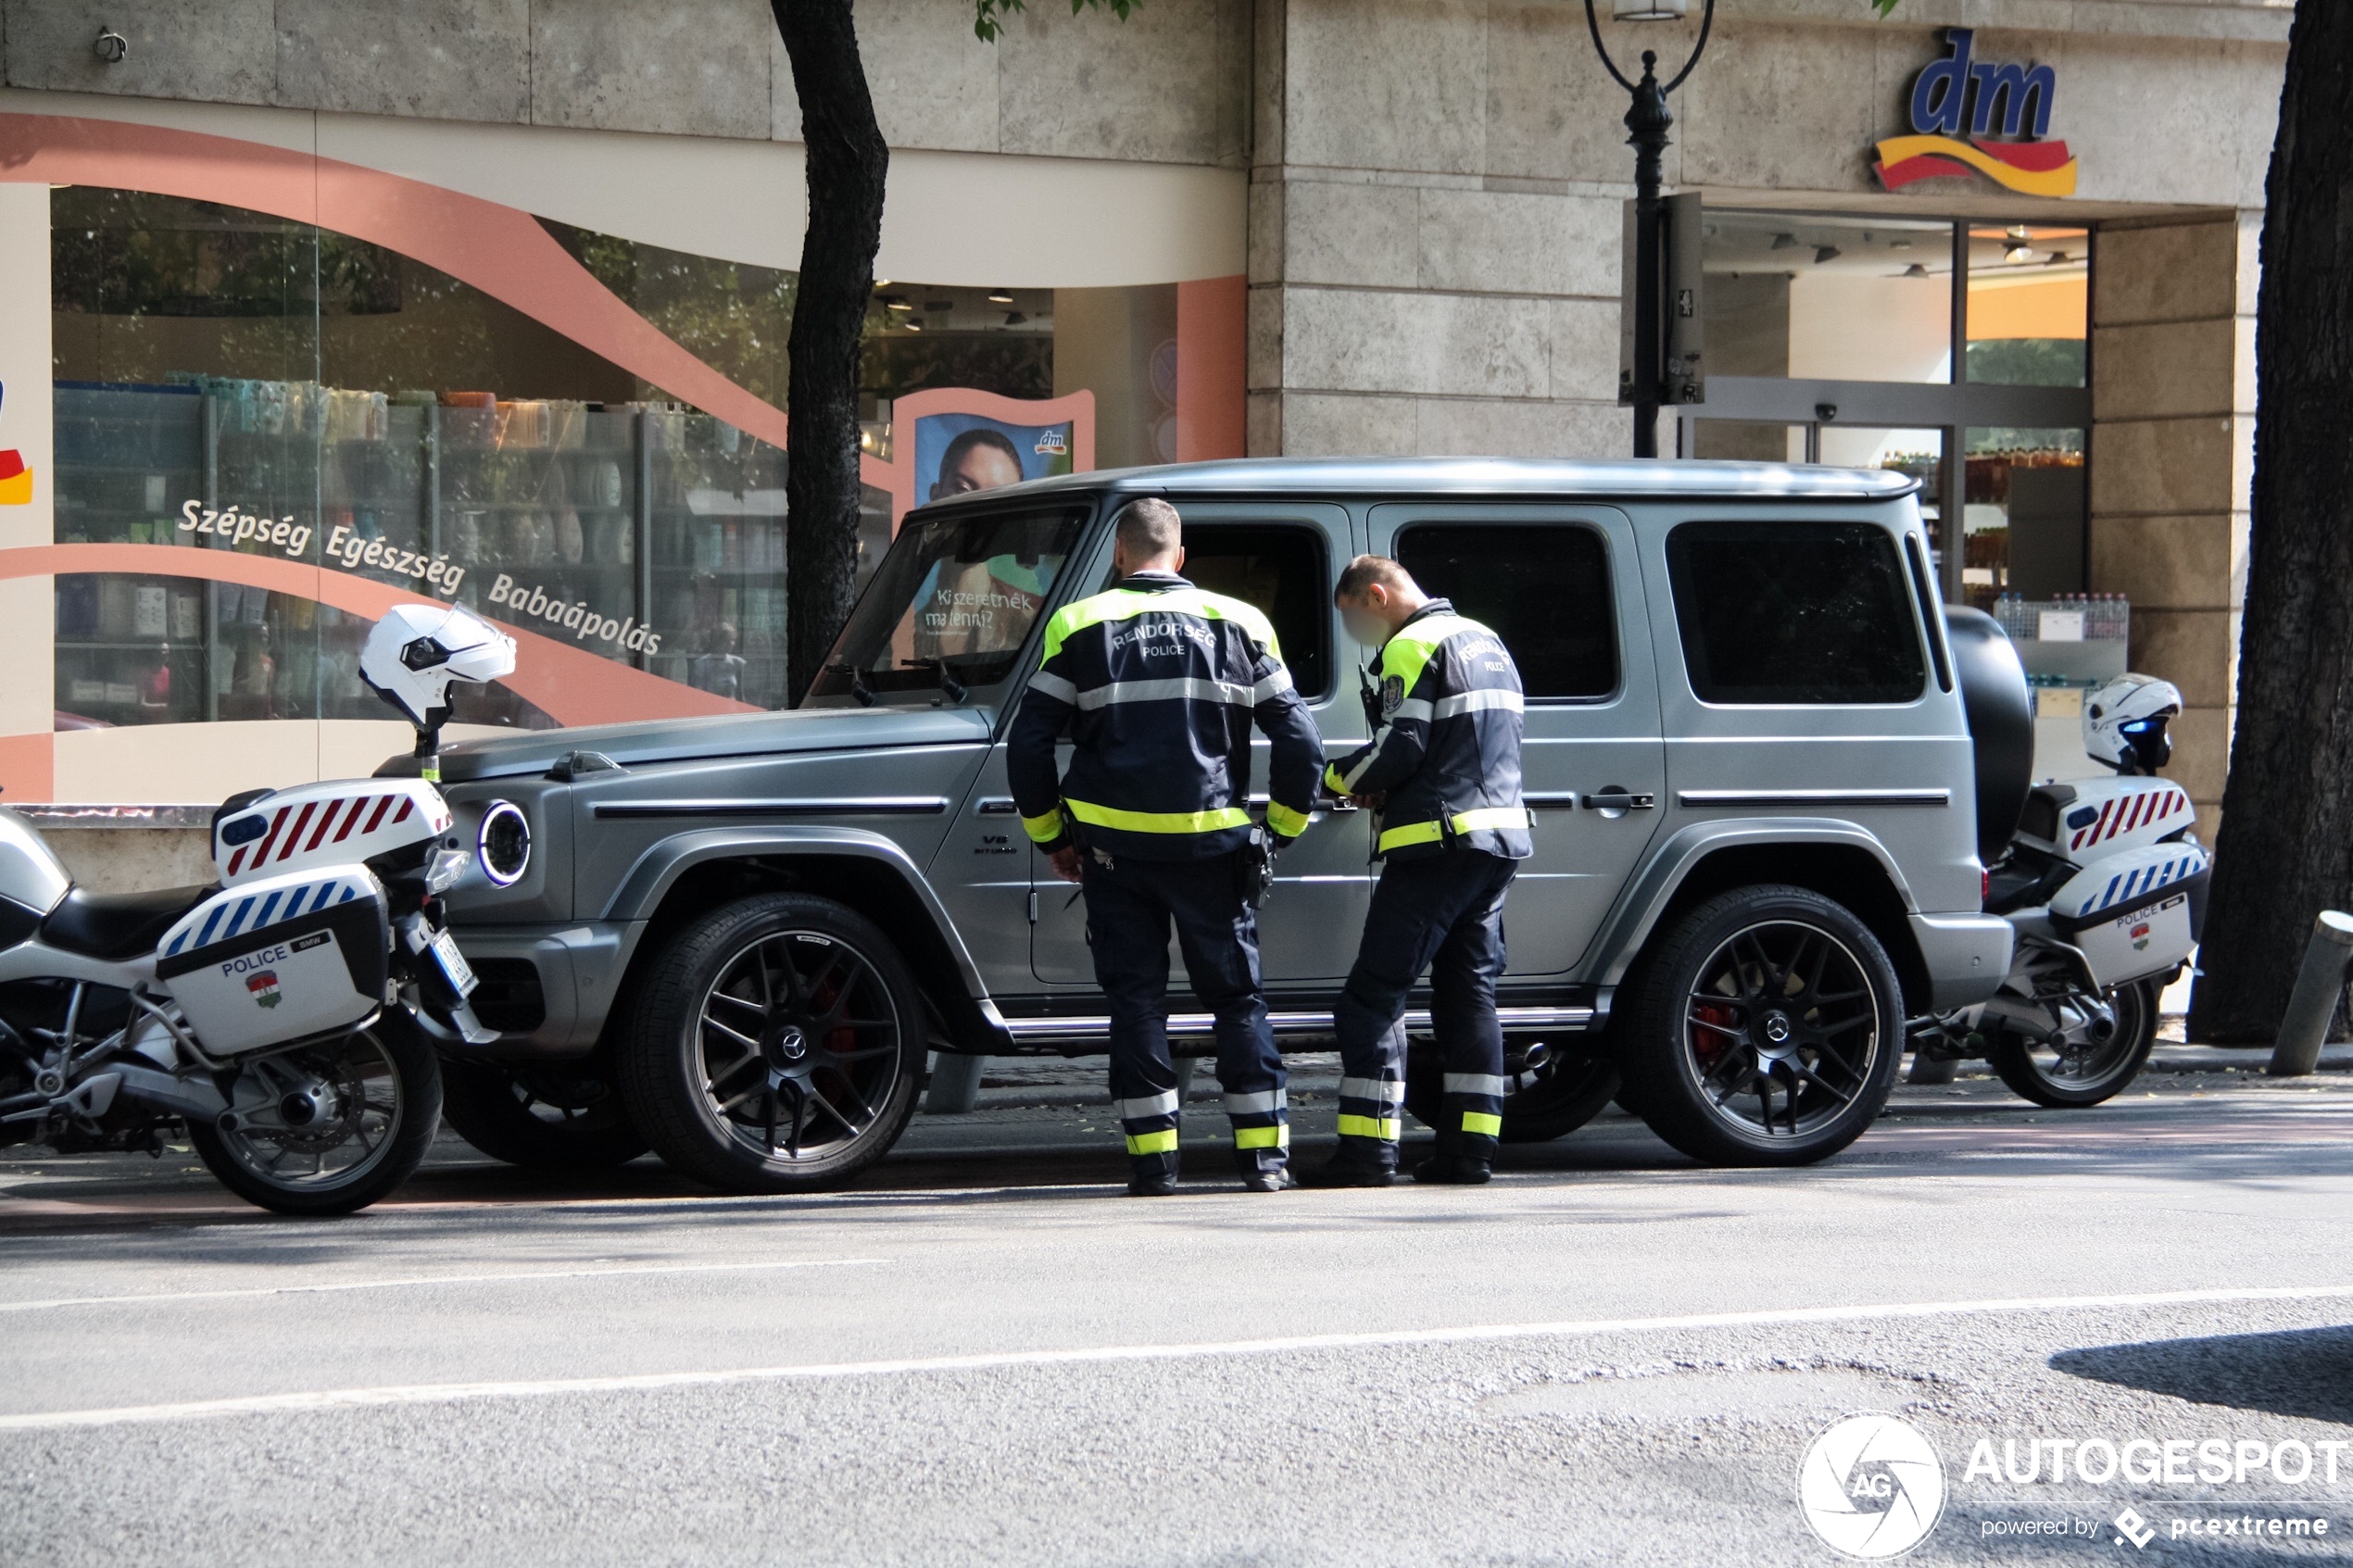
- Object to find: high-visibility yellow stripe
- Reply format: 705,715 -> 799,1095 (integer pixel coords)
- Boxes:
1461,1111 -> 1503,1136
1336,1114 -> 1401,1141
1377,806 -> 1533,853
1265,800 -> 1311,839
1323,763 -> 1349,796
1022,809 -> 1065,845
1041,586 -> 1280,662
1065,798 -> 1252,835
1126,1129 -> 1179,1156
1376,613 -> 1491,683
1234,1124 -> 1290,1150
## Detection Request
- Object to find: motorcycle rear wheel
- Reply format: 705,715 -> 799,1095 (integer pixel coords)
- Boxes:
1987,978 -> 2159,1109
187,1017 -> 442,1215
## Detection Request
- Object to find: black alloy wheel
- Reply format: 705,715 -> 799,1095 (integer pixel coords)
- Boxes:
440,1060 -> 649,1169
621,894 -> 922,1193
1616,885 -> 1904,1166
1987,976 -> 2159,1109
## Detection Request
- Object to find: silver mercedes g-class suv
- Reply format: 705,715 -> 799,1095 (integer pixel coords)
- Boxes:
426,458 -> 2015,1191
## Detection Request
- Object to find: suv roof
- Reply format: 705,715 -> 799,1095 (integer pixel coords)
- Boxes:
920,456 -> 1919,508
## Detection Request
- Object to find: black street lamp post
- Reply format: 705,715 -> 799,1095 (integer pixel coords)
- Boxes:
1584,0 -> 1716,458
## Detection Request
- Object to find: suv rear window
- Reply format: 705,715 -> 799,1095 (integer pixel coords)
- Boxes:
1166,524 -> 1331,700
1666,521 -> 1926,705
1392,524 -> 1617,699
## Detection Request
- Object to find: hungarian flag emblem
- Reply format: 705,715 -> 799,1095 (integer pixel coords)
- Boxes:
246,970 -> 283,1009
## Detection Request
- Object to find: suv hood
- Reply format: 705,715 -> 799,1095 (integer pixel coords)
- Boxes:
433,704 -> 996,783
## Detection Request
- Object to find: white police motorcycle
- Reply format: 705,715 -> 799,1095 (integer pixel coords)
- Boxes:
0,604 -> 514,1214
1925,671 -> 2208,1107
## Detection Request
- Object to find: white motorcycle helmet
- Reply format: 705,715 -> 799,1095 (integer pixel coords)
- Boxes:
2082,672 -> 2182,775
360,602 -> 517,731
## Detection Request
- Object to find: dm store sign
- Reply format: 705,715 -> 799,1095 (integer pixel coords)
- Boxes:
1873,29 -> 2077,197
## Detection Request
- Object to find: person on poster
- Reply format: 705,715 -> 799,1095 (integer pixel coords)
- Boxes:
913,422 -> 1062,660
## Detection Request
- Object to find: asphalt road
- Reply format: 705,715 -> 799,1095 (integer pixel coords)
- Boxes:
4,1046 -> 2352,1566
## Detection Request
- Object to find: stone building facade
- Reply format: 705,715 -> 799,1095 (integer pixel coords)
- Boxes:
0,0 -> 2291,856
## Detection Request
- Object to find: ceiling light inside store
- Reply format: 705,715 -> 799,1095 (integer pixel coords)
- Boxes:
987,290 -> 1015,304
1004,311 -> 1027,325
2045,251 -> 2072,265
1613,0 -> 1687,17
885,298 -> 912,311
2004,242 -> 2033,263
1814,245 -> 1842,264
1770,232 -> 1800,250
1903,264 -> 1930,278
903,320 -> 923,332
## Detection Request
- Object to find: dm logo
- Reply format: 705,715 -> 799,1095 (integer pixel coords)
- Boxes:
1873,29 -> 2077,197
245,970 -> 283,1010
0,381 -> 30,506
1797,1413 -> 1945,1559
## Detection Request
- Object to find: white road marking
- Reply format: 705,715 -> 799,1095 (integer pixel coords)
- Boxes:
0,1257 -> 886,1315
4,1280 -> 2349,1432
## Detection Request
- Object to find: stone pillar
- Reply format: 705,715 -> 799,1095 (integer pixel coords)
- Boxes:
1247,0 -> 1630,460
2087,215 -> 2257,846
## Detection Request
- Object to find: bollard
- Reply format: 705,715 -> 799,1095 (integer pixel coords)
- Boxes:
2267,910 -> 2353,1076
925,1050 -> 988,1113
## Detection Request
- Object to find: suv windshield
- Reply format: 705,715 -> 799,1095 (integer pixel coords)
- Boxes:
805,503 -> 1090,704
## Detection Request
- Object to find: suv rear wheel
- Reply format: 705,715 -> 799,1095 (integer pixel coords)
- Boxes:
441,1060 -> 648,1170
620,893 -> 923,1193
1616,885 -> 1903,1166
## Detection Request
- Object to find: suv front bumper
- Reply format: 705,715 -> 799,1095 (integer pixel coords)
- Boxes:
446,921 -> 646,1059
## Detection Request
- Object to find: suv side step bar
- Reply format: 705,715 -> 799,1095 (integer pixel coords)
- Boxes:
1002,1005 -> 1596,1044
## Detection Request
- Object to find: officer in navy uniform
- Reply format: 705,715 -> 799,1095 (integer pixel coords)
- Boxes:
1009,498 -> 1325,1196
1300,555 -> 1530,1187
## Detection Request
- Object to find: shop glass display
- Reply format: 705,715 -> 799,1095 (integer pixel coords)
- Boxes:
1702,213 -> 1957,383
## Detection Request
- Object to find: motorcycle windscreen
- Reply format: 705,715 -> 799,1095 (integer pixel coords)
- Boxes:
2047,843 -> 2210,988
156,868 -> 390,1054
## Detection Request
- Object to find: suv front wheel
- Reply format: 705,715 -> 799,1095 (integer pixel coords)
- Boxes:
1615,885 -> 1904,1166
620,893 -> 924,1193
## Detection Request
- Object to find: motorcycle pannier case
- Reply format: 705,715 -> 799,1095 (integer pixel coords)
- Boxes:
2047,842 -> 2211,989
153,867 -> 390,1054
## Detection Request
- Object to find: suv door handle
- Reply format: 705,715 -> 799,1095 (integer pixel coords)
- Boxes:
1581,789 -> 1656,811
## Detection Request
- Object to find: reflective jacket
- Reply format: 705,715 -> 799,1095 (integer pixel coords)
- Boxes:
1327,599 -> 1530,861
1009,571 -> 1324,861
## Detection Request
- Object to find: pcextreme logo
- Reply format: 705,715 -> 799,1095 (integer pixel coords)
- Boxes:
1799,1414 -> 1947,1559
1873,28 -> 2079,198
0,380 -> 31,506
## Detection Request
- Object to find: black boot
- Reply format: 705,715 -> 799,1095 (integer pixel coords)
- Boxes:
1127,1154 -> 1180,1197
1413,1131 -> 1493,1185
1297,1142 -> 1398,1188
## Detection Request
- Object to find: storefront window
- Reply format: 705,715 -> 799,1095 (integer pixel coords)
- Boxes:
1703,213 -> 1955,383
1966,226 -> 2087,388
1964,427 -> 2087,606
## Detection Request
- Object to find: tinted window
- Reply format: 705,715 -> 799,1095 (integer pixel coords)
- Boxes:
1393,524 -> 1617,699
1666,521 -> 1927,705
1167,525 -> 1331,700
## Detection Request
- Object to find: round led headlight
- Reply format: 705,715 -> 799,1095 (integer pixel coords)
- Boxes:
477,800 -> 531,887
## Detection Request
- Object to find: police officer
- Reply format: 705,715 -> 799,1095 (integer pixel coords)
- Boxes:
1300,556 -> 1529,1187
1008,498 -> 1325,1196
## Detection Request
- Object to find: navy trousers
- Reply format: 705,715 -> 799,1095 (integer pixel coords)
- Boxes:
1080,849 -> 1289,1181
1331,849 -> 1517,1166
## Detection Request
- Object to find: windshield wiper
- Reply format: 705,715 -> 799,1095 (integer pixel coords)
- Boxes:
901,658 -> 969,704
825,660 -> 876,708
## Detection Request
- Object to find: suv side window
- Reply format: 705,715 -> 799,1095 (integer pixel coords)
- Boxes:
1169,523 -> 1332,700
1393,523 -> 1617,700
1666,520 -> 1926,705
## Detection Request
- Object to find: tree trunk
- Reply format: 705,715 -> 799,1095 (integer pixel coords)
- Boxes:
2188,0 -> 2353,1042
772,0 -> 888,704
